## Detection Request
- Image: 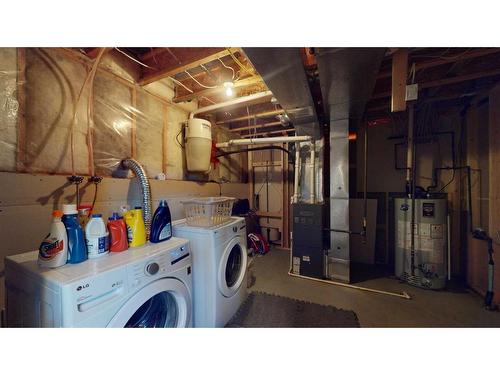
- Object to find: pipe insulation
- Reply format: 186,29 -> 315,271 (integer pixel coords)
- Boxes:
121,159 -> 152,236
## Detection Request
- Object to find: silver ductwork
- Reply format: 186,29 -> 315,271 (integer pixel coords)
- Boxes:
317,48 -> 386,283
242,48 -> 322,139
121,158 -> 152,235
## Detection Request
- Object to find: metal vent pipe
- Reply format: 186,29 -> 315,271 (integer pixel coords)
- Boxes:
121,159 -> 152,236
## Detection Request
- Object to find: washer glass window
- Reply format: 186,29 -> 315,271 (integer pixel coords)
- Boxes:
225,244 -> 243,288
125,291 -> 178,328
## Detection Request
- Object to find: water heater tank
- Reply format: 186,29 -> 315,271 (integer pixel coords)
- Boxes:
394,197 -> 448,290
185,118 -> 212,173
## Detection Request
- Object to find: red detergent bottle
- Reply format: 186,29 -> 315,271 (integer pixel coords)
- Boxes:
108,212 -> 128,252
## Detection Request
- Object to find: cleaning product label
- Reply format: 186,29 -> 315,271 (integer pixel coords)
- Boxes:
39,235 -> 64,260
158,223 -> 172,241
87,235 -> 109,258
126,224 -> 133,243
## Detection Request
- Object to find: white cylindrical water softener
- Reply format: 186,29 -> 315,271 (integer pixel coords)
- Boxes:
85,214 -> 109,258
185,118 -> 212,173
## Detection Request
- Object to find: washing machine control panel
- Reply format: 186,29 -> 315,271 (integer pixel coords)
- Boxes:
128,244 -> 190,289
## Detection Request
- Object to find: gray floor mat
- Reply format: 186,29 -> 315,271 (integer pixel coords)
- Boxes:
226,291 -> 360,328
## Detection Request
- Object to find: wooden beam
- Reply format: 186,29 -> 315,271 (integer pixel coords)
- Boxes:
138,48 -> 239,86
173,76 -> 263,103
377,48 -> 500,80
372,67 -> 500,100
391,49 -> 408,112
216,109 -> 284,125
230,121 -> 282,133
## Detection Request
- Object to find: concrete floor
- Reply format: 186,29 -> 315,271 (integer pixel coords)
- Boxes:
248,249 -> 500,327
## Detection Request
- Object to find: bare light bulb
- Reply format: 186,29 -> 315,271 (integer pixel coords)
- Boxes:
223,81 -> 234,97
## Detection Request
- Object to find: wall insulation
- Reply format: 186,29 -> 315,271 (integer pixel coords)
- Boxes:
0,48 -> 246,182
0,48 -> 18,171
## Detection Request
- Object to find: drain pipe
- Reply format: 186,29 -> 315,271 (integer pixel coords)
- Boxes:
189,91 -> 274,119
121,159 -> 152,236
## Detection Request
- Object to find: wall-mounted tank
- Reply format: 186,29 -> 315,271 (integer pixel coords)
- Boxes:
394,197 -> 448,290
185,118 -> 212,173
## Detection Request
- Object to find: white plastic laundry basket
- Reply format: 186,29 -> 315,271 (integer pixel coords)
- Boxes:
181,197 -> 235,227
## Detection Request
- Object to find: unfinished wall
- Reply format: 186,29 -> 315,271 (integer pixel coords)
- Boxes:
356,112 -> 463,273
466,87 -> 500,304
0,48 -> 246,182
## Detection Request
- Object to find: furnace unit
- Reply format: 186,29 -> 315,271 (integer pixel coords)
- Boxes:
291,203 -> 327,279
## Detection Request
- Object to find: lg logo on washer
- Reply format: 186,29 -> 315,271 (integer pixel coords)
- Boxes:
76,283 -> 90,291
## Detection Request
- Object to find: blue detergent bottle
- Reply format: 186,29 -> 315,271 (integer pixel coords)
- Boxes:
62,204 -> 88,264
150,200 -> 172,243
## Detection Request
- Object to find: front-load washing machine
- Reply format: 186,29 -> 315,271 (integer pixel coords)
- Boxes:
4,238 -> 192,328
173,217 -> 247,327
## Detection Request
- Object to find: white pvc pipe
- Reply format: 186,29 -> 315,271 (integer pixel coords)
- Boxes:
189,91 -> 274,119
216,135 -> 312,148
310,141 -> 315,204
293,142 -> 301,204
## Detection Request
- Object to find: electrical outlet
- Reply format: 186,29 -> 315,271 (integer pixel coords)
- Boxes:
405,84 -> 418,101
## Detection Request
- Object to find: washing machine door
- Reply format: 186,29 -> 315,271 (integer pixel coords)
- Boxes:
218,236 -> 248,298
107,278 -> 191,328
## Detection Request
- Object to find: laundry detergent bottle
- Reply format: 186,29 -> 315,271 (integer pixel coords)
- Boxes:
150,200 -> 172,243
123,206 -> 146,247
108,212 -> 128,252
62,204 -> 87,264
38,210 -> 68,268
85,214 -> 109,258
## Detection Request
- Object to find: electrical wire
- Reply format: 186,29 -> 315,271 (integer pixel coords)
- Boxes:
115,48 -> 156,69
218,58 -> 235,80
227,48 -> 257,77
184,70 -> 217,89
89,183 -> 98,217
169,77 -> 194,93
175,126 -> 185,149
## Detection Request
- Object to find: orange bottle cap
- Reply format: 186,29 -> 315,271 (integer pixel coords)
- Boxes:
53,210 -> 63,218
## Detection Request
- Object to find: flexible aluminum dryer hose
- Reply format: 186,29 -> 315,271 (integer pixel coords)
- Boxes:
121,159 -> 152,237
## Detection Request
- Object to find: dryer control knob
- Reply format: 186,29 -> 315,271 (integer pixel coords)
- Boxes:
146,262 -> 160,275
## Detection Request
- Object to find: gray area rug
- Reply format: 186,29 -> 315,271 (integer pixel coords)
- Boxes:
226,292 -> 360,328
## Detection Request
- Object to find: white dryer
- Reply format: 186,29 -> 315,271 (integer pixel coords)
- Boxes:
173,217 -> 247,328
4,238 -> 192,328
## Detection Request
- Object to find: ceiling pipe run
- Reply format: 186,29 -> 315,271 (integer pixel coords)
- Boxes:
189,91 -> 274,119
216,135 -> 316,204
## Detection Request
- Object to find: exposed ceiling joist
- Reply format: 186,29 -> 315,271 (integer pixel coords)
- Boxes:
216,109 -> 284,125
138,47 -> 240,86
372,67 -> 500,99
173,76 -> 263,103
377,48 -> 500,80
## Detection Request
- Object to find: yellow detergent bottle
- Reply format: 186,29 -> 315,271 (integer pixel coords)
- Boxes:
123,206 -> 146,247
